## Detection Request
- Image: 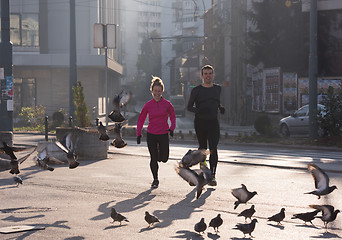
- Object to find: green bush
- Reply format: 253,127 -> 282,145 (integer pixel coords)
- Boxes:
18,105 -> 46,129
73,81 -> 91,127
254,114 -> 271,135
318,85 -> 342,136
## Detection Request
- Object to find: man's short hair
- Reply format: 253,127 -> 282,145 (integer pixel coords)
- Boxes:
201,65 -> 214,75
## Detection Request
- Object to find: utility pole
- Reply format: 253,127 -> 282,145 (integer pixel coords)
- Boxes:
69,0 -> 77,119
309,0 -> 318,139
0,0 -> 13,132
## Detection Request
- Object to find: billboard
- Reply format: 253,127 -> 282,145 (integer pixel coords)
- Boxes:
264,67 -> 282,113
283,72 -> 297,114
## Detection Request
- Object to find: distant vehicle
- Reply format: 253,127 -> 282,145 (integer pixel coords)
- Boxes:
279,104 -> 326,137
170,95 -> 185,117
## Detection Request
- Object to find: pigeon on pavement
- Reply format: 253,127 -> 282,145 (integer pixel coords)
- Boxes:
175,163 -> 213,199
194,218 -> 207,235
111,121 -> 128,148
110,208 -> 129,225
231,184 -> 257,209
291,210 -> 320,226
310,204 -> 340,230
209,214 -> 223,233
238,205 -> 256,222
268,208 -> 286,225
13,175 -> 23,186
144,211 -> 160,227
98,121 -> 110,141
108,90 -> 131,123
55,132 -> 80,169
233,218 -> 258,238
179,149 -> 209,168
305,163 -> 337,199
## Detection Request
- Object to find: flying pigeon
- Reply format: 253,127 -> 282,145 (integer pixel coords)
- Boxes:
194,218 -> 207,235
268,208 -> 286,225
209,214 -> 223,233
179,149 -> 210,168
305,163 -> 337,199
291,210 -> 320,226
110,208 -> 129,225
144,211 -> 160,227
175,163 -> 212,199
98,121 -> 110,141
238,205 -> 256,223
8,147 -> 37,175
33,149 -> 54,171
108,90 -> 132,122
231,184 -> 257,209
13,175 -> 23,186
233,218 -> 258,238
55,132 -> 80,169
0,141 -> 18,159
310,204 -> 340,230
111,121 -> 128,148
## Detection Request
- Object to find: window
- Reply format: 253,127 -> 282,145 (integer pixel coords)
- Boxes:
13,78 -> 37,117
9,13 -> 39,47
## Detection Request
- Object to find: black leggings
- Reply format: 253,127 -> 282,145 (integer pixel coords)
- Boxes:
194,117 -> 220,176
147,132 -> 169,180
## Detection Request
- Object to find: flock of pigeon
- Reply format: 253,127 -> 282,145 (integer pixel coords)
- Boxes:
1,89 -> 340,238
0,90 -> 132,186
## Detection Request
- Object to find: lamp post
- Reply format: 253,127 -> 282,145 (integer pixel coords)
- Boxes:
69,0 -> 77,119
0,0 -> 13,132
309,0 -> 318,139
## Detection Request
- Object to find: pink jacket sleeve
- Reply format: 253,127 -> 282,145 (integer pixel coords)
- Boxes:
136,104 -> 148,137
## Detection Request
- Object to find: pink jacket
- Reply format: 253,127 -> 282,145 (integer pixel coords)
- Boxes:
137,97 -> 176,136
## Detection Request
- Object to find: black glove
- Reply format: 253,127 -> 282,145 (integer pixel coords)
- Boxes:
137,135 -> 141,144
219,105 -> 225,114
168,129 -> 174,137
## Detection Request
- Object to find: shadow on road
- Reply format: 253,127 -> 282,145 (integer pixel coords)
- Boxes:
310,231 -> 341,238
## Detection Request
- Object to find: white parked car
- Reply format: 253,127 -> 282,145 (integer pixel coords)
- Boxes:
279,104 -> 326,137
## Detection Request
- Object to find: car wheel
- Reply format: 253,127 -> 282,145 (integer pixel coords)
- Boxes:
280,124 -> 290,137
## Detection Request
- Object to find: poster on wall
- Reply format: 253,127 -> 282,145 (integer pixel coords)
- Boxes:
6,76 -> 14,99
251,68 -> 264,112
298,78 -> 342,106
283,72 -> 297,114
263,67 -> 282,113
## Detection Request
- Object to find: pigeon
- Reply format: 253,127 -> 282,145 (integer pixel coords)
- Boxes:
33,149 -> 54,171
238,205 -> 256,223
111,121 -> 128,148
310,204 -> 340,230
305,163 -> 337,199
108,90 -> 131,123
8,147 -> 37,175
175,163 -> 212,199
13,175 -> 23,186
0,141 -> 18,160
179,149 -> 210,168
55,132 -> 80,169
291,210 -> 320,226
233,218 -> 258,238
98,121 -> 110,141
231,184 -> 257,209
144,211 -> 160,227
209,214 -> 223,233
194,218 -> 207,235
110,208 -> 129,225
268,208 -> 286,225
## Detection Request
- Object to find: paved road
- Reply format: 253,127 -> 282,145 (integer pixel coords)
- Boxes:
0,138 -> 341,239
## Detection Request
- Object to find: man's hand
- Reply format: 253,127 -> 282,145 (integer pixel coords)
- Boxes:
219,105 -> 225,114
168,129 -> 174,137
137,135 -> 142,144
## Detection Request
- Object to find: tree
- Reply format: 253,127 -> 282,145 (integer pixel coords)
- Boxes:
72,81 -> 90,127
247,0 -> 307,74
318,85 -> 342,136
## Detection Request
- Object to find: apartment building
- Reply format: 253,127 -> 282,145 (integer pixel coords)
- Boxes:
2,0 -> 123,122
